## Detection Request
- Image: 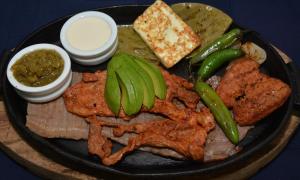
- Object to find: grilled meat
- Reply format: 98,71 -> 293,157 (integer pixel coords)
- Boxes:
161,70 -> 199,108
63,69 -> 216,165
216,58 -> 291,125
88,116 -> 112,159
27,71 -> 256,166
26,94 -> 253,163
63,70 -> 214,131
89,118 -> 207,166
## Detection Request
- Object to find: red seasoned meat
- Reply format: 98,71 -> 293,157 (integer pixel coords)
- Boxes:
216,58 -> 291,125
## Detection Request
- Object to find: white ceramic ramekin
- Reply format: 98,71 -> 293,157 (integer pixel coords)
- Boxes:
6,43 -> 72,103
60,11 -> 118,65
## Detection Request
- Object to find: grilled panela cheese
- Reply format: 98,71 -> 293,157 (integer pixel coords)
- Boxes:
133,0 -> 201,68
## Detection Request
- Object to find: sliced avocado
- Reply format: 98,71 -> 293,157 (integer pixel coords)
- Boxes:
132,56 -> 167,100
107,53 -> 123,70
115,65 -> 144,115
104,68 -> 121,115
104,55 -> 123,115
122,54 -> 155,109
117,75 -> 130,115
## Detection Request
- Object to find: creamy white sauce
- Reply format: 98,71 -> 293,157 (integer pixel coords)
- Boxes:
66,17 -> 111,51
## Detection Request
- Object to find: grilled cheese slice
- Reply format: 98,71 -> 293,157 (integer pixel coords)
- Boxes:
133,0 -> 201,68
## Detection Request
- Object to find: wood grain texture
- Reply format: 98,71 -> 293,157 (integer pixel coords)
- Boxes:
0,103 -> 96,179
0,49 -> 298,179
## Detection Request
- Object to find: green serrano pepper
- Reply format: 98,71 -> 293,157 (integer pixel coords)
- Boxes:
190,28 -> 241,65
197,48 -> 244,81
194,81 -> 239,144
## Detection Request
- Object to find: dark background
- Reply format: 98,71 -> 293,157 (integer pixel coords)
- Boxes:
0,0 -> 299,179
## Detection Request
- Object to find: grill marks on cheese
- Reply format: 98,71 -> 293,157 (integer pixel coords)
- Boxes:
133,0 -> 201,68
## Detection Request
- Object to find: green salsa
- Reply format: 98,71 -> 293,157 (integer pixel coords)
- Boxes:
12,49 -> 64,87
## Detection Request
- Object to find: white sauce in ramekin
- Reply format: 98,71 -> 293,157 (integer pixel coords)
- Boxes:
66,17 -> 112,51
60,11 -> 118,65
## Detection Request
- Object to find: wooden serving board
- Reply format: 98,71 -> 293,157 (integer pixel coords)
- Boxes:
0,49 -> 298,180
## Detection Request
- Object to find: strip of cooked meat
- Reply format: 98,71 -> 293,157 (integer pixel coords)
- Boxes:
161,70 -> 199,109
64,71 -> 115,117
216,58 -> 291,125
91,118 -> 207,166
63,70 -> 214,130
87,116 -> 112,159
146,100 -> 215,132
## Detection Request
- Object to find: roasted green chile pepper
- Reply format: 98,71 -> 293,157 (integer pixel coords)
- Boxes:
194,81 -> 239,144
190,28 -> 241,65
197,48 -> 244,81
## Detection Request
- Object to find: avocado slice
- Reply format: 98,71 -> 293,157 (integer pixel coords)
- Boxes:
104,68 -> 121,115
104,56 -> 122,115
122,54 -> 155,109
115,64 -> 144,115
117,74 -> 131,115
132,56 -> 167,100
105,52 -> 166,115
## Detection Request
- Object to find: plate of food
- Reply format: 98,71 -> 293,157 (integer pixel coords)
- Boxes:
1,0 -> 299,178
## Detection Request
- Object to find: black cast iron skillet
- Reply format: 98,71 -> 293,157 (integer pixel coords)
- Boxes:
1,5 -> 300,179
